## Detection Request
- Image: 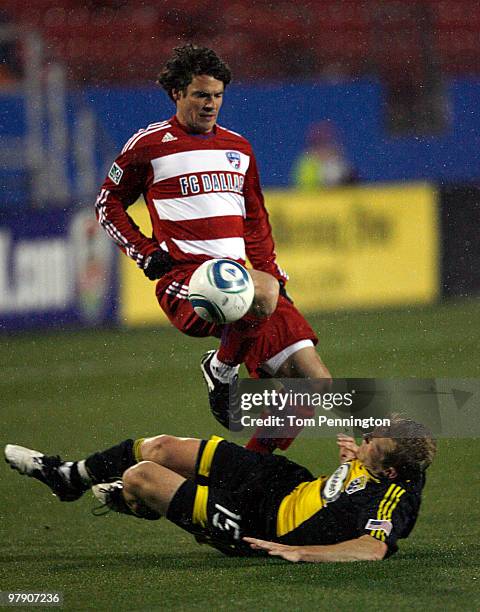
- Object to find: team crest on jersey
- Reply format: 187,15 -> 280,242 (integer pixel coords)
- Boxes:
322,463 -> 350,504
345,476 -> 367,495
108,162 -> 123,185
226,151 -> 241,169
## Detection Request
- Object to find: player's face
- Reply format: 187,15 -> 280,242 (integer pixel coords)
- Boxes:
357,435 -> 396,475
173,75 -> 224,134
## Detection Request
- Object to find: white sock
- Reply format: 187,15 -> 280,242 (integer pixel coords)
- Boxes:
211,352 -> 239,383
76,460 -> 93,486
58,462 -> 73,483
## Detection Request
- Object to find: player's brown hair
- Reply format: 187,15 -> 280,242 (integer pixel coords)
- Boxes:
374,414 -> 437,478
157,44 -> 232,100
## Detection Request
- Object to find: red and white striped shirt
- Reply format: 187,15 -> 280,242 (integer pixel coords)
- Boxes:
95,115 -> 287,282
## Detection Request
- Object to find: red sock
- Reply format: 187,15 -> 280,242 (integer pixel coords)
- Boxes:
245,403 -> 315,453
245,436 -> 278,454
217,313 -> 268,366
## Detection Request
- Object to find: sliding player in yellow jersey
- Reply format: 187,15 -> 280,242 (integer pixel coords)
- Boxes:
5,414 -> 435,562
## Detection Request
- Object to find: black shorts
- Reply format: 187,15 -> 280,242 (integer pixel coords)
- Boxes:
166,437 -> 314,556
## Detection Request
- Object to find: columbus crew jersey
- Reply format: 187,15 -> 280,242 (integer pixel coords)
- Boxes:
276,459 -> 424,556
95,116 -> 287,281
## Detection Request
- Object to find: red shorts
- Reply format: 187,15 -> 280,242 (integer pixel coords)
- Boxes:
156,265 -> 318,378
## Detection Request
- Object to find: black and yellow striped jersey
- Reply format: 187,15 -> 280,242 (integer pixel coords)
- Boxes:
276,459 -> 424,556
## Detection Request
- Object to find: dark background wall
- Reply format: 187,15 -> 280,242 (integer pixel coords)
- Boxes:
440,185 -> 480,298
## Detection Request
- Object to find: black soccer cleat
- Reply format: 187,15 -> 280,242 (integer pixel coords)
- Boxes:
4,444 -> 85,502
200,350 -> 243,432
92,481 -> 160,520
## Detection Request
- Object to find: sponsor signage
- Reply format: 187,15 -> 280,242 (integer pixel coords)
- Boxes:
266,182 -> 439,311
0,208 -> 117,330
121,183 -> 439,326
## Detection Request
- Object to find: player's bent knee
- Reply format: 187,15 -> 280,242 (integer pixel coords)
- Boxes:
250,271 -> 279,318
123,461 -> 156,494
141,434 -> 178,463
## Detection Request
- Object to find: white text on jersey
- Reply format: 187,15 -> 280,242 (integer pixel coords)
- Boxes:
179,172 -> 245,196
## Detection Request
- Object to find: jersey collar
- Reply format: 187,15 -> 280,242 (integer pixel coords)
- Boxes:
357,460 -> 382,483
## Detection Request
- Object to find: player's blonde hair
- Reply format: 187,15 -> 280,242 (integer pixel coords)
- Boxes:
375,414 -> 437,478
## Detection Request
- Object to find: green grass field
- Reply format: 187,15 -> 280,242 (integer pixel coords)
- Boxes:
1,300 -> 479,611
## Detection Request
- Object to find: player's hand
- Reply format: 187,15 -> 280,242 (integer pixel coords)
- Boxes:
143,250 -> 173,280
337,434 -> 359,462
278,280 -> 293,303
243,537 -> 302,562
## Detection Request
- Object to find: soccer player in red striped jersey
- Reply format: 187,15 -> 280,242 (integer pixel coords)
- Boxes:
95,45 -> 331,452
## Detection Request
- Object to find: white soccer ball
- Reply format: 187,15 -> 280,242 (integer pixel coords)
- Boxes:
188,259 -> 255,324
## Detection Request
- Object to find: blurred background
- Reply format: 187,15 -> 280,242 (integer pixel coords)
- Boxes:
0,0 -> 478,331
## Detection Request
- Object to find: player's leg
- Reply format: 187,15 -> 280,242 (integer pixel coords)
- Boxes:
243,297 -> 332,453
156,266 -> 278,341
201,269 -> 280,428
215,269 -> 279,365
121,438 -> 289,555
260,346 -> 332,452
244,345 -> 332,454
120,462 -> 254,555
275,345 -> 331,378
247,269 -> 280,318
88,460 -> 186,521
121,461 -> 186,517
139,435 -> 202,478
94,437 -> 264,548
156,264 -> 283,431
156,266 -> 241,427
156,267 -> 219,339
155,436 -> 314,556
4,434 -> 202,502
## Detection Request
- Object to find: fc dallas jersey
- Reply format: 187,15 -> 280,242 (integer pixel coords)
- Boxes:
95,115 -> 287,282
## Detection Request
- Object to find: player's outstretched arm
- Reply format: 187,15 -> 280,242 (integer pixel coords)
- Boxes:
243,535 -> 387,563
